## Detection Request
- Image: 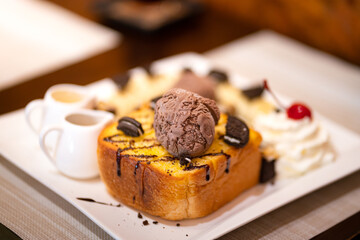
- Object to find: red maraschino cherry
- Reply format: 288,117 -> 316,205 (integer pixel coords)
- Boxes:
287,103 -> 312,120
263,80 -> 312,120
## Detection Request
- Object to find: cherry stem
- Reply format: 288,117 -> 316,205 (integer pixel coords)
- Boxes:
263,79 -> 286,110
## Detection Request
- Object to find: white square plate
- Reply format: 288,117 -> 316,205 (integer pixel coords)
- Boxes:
1,53 -> 360,240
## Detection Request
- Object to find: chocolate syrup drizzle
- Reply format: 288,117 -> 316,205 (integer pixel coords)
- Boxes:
104,134 -> 156,143
116,148 -> 122,177
184,164 -> 210,181
105,128 -> 232,181
134,161 -> 140,175
224,152 -> 231,174
76,198 -> 121,207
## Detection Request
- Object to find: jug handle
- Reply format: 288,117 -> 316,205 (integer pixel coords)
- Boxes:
25,99 -> 44,134
39,125 -> 63,165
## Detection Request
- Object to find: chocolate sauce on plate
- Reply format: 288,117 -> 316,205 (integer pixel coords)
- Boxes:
76,198 -> 121,207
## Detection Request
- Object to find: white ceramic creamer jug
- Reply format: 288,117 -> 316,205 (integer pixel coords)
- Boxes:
25,84 -> 95,134
39,109 -> 114,179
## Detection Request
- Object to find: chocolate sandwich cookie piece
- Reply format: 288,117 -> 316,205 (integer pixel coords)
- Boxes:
208,69 -> 228,83
112,72 -> 131,90
259,157 -> 276,183
117,117 -> 144,137
224,116 -> 249,148
179,156 -> 192,166
150,96 -> 162,110
242,85 -> 264,100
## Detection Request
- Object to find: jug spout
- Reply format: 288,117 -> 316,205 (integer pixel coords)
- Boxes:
39,109 -> 115,179
64,109 -> 114,128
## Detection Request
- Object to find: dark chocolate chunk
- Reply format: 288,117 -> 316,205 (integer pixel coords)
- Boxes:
138,213 -> 143,219
176,223 -> 180,227
208,69 -> 228,83
224,116 -> 249,148
150,96 -> 162,110
259,158 -> 276,183
242,85 -> 264,100
117,117 -> 144,137
143,220 -> 149,226
153,221 -> 158,225
112,72 -> 131,90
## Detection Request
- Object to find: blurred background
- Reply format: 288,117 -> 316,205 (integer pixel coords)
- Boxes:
55,0 -> 360,64
0,0 -> 359,113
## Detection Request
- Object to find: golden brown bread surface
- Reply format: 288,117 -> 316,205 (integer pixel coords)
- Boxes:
97,105 -> 262,220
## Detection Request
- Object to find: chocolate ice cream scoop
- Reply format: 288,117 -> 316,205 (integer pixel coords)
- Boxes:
154,88 -> 220,158
172,71 -> 216,100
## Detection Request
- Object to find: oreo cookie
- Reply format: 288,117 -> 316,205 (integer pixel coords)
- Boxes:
259,158 -> 276,183
242,85 -> 264,100
179,156 -> 192,166
150,96 -> 162,110
208,69 -> 228,83
224,116 -> 249,148
117,117 -> 144,137
112,72 -> 131,90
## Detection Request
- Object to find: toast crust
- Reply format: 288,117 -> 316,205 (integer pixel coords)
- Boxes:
98,105 -> 262,220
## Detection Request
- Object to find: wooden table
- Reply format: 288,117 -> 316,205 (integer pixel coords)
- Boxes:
0,0 -> 260,115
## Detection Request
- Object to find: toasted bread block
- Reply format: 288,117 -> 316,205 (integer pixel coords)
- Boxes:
98,105 -> 262,220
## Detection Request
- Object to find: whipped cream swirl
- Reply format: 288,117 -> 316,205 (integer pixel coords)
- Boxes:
254,112 -> 334,178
